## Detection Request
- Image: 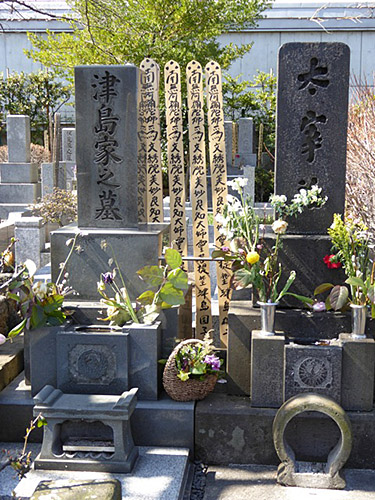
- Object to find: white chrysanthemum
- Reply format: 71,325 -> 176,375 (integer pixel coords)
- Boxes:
272,219 -> 288,235
32,281 -> 48,300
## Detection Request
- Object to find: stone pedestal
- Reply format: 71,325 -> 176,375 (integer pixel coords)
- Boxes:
33,385 -> 139,473
15,216 -> 45,268
51,223 -> 168,301
251,331 -> 285,407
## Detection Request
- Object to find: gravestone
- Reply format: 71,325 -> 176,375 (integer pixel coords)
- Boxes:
0,115 -> 40,218
275,42 -> 349,234
270,42 -> 349,301
224,121 -> 233,168
61,128 -> 76,190
234,117 -> 256,168
51,65 -> 167,300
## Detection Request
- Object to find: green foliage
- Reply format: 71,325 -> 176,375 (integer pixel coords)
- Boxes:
98,247 -> 188,325
0,71 -> 71,143
30,188 -> 77,227
27,0 -> 270,77
222,70 -> 276,151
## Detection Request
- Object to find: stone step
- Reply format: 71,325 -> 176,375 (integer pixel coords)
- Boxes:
0,205 -> 29,220
0,163 -> 38,183
195,393 -> 375,469
0,443 -> 190,500
0,373 -> 194,451
0,334 -> 24,392
0,183 -> 40,204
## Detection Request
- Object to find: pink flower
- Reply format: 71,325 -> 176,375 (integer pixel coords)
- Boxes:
0,334 -> 6,345
313,301 -> 326,313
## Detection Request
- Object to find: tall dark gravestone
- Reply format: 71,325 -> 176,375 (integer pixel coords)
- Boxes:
275,43 -> 350,234
271,43 -> 349,302
51,65 -> 168,300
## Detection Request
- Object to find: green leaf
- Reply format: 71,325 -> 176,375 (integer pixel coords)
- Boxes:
7,293 -> 20,302
159,282 -> 185,305
37,416 -> 47,427
136,265 -> 163,287
137,290 -> 155,305
345,276 -> 366,289
212,249 -> 226,259
30,305 -> 46,329
165,248 -> 182,270
7,318 -> 27,338
314,283 -> 334,295
167,268 -> 188,290
233,268 -> 253,289
285,293 -> 314,305
276,270 -> 296,302
329,285 -> 349,311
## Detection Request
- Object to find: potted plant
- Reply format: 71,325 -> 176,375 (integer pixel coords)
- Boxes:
162,334 -> 224,401
213,178 -> 327,334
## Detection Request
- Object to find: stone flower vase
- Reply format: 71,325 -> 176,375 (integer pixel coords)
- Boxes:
350,304 -> 367,338
258,301 -> 279,335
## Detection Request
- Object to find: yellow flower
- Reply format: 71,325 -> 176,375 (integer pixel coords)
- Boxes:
246,251 -> 260,265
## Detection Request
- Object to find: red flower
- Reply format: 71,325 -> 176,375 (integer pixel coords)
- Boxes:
323,254 -> 342,269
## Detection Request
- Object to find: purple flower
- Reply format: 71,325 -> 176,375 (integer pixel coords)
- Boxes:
238,248 -> 246,255
312,301 -> 326,313
0,334 -> 6,345
221,246 -> 230,252
102,272 -> 114,284
204,354 -> 221,371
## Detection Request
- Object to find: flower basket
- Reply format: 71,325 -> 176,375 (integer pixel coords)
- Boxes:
163,339 -> 218,402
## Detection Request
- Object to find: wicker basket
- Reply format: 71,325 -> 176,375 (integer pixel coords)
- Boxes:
163,339 -> 218,402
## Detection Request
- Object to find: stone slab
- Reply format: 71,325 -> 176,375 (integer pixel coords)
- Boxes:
7,115 -> 31,163
0,163 -> 38,183
284,342 -> 342,403
50,223 -> 168,301
340,334 -> 375,411
203,464 -> 375,500
251,332 -> 285,407
0,183 -> 40,204
0,374 -> 195,453
195,394 -> 375,468
75,65 -> 141,229
41,163 -> 54,197
31,479 -> 121,500
56,329 -> 130,395
275,42 -> 350,234
0,334 -> 24,392
0,444 -> 189,500
237,117 -> 254,155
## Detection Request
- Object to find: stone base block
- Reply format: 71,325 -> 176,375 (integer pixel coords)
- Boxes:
0,183 -> 40,204
51,223 -> 169,301
195,394 -> 375,468
0,204 -> 29,219
340,334 -> 375,411
251,332 -> 285,407
30,479 -> 121,500
0,162 -> 38,183
34,453 -> 139,473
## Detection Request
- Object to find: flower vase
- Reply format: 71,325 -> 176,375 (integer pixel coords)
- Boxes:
258,301 -> 278,336
350,304 -> 367,339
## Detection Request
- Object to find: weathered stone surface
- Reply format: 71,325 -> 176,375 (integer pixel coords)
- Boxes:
275,42 -> 350,234
273,394 -> 352,489
75,65 -> 140,229
251,332 -> 285,408
0,163 -> 38,183
56,328 -> 130,395
0,333 -> 23,392
195,393 -> 373,468
238,117 -> 254,156
7,115 -> 31,163
0,183 -> 39,204
41,163 -> 54,197
15,216 -> 45,269
284,343 -> 342,403
50,224 -> 168,301
340,333 -> 375,411
31,479 -> 121,500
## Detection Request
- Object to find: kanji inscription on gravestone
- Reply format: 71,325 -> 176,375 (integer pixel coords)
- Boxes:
75,65 -> 139,228
275,43 -> 350,234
